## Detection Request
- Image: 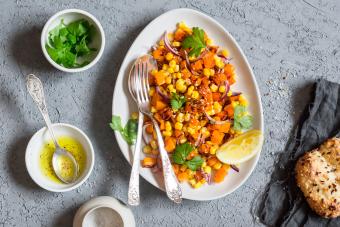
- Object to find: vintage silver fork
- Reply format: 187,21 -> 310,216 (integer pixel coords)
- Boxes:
133,61 -> 182,203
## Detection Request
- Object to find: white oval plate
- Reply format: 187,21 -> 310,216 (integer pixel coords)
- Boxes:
112,8 -> 263,201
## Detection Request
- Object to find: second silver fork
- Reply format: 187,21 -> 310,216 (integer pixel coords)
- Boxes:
133,61 -> 182,203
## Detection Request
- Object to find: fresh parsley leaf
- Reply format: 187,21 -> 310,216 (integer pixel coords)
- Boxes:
172,143 -> 203,170
170,93 -> 186,110
182,27 -> 206,57
110,115 -> 138,145
123,119 -> 138,144
46,19 -> 96,68
186,156 -> 204,171
110,115 -> 124,132
172,142 -> 194,164
233,105 -> 253,131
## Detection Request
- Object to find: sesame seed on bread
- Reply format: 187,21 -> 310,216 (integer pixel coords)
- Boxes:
295,137 -> 340,218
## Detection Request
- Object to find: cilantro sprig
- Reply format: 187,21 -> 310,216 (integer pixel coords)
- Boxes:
170,93 -> 186,110
172,143 -> 203,171
110,115 -> 138,145
46,19 -> 96,68
182,27 -> 206,57
233,105 -> 253,131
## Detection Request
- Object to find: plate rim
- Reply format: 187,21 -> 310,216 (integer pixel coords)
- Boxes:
112,8 -> 264,201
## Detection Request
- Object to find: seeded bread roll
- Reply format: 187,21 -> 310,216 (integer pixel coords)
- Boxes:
295,137 -> 340,218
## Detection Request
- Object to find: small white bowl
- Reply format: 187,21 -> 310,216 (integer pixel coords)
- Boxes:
41,9 -> 105,73
73,196 -> 135,227
25,123 -> 94,192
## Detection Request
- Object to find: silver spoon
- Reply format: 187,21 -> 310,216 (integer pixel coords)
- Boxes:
26,74 -> 79,184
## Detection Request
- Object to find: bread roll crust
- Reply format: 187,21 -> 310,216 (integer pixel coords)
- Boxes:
295,137 -> 340,218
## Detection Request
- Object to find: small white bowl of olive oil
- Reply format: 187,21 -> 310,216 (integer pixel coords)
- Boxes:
26,123 -> 94,192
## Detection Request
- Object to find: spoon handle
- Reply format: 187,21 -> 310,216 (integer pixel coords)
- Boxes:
26,74 -> 59,146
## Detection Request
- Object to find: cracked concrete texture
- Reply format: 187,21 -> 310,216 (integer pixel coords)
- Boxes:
0,0 -> 339,226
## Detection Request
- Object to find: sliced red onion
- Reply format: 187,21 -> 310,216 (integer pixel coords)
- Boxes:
200,168 -> 212,184
220,80 -> 231,102
217,54 -> 231,64
142,123 -> 153,144
204,111 -> 231,125
231,91 -> 242,97
151,45 -> 157,51
194,132 -> 206,147
183,50 -> 199,76
230,164 -> 239,172
191,48 -> 208,62
155,86 -> 170,103
163,32 -> 180,56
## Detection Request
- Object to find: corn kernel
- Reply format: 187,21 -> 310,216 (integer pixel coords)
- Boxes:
210,144 -> 218,155
194,181 -> 203,188
202,161 -> 207,168
162,64 -> 168,70
151,106 -> 157,113
184,113 -> 191,121
167,67 -> 174,74
191,90 -> 199,99
149,87 -> 155,96
203,68 -> 211,77
221,49 -> 229,57
200,178 -> 207,184
210,84 -> 218,92
175,79 -> 187,93
179,137 -> 187,144
180,165 -> 187,172
231,101 -> 239,108
210,69 -> 215,76
143,145 -> 152,154
203,166 -> 212,174
169,60 -> 176,68
167,84 -> 175,93
227,91 -> 232,97
187,85 -> 194,96
186,169 -> 195,176
175,72 -> 182,79
174,65 -> 180,72
131,112 -> 139,120
206,38 -> 213,46
189,179 -> 196,186
150,140 -> 158,149
219,85 -> 226,93
213,162 -> 222,170
213,102 -> 222,113
175,122 -> 183,130
239,94 -> 248,106
167,32 -> 174,41
165,121 -> 172,131
176,113 -> 184,122
162,130 -> 172,137
172,41 -> 181,47
159,39 -> 164,46
151,69 -> 158,76
187,127 -> 195,135
205,109 -> 215,116
216,61 -> 224,69
165,52 -> 173,61
165,76 -> 172,84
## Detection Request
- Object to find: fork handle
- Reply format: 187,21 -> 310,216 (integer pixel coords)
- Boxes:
128,112 -> 144,206
150,117 -> 182,203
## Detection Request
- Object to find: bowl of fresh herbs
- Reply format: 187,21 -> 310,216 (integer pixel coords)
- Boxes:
41,9 -> 105,73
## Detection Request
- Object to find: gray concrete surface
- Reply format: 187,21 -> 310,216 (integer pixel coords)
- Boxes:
0,0 -> 339,226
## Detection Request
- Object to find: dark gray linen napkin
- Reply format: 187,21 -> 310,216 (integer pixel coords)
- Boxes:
256,79 -> 340,227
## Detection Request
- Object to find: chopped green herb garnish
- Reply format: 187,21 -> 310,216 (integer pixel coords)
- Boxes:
110,115 -> 138,145
182,27 -> 206,57
45,19 -> 96,68
233,105 -> 253,131
172,142 -> 203,171
170,93 -> 186,110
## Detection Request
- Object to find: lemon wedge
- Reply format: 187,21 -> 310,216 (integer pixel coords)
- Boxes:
216,130 -> 263,164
